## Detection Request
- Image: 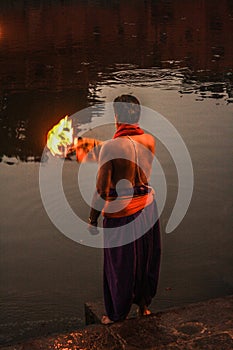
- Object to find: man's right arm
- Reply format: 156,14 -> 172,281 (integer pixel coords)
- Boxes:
88,142 -> 113,226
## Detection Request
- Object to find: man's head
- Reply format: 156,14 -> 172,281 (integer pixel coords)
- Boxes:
113,95 -> 141,124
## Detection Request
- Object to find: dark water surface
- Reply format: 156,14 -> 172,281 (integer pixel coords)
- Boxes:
0,0 -> 233,345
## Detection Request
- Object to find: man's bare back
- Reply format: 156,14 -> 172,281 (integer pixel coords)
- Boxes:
96,133 -> 155,196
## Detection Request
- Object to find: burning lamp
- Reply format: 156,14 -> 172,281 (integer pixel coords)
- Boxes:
46,115 -> 73,157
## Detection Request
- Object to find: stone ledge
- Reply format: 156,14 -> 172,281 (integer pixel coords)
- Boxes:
1,295 -> 233,350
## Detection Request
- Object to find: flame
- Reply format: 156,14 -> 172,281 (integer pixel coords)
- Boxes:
47,115 -> 73,156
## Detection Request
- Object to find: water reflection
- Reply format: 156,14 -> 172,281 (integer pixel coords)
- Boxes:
0,0 -> 232,159
106,67 -> 233,102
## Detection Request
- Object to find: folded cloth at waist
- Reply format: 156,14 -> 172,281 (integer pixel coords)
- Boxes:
102,185 -> 154,218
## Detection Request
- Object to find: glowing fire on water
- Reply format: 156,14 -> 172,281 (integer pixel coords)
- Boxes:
47,115 -> 74,156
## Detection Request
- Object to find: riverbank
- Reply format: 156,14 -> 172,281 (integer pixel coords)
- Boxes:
1,295 -> 232,350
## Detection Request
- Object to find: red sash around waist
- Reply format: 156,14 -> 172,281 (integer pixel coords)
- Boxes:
102,190 -> 154,218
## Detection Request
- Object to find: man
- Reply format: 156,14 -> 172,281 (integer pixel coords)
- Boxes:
89,95 -> 161,324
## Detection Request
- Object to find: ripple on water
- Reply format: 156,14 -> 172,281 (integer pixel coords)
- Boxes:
102,67 -> 232,102
111,68 -> 185,89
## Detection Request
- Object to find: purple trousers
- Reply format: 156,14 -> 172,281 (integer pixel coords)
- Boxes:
103,200 -> 161,321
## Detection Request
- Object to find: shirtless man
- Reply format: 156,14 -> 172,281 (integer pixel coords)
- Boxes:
88,95 -> 161,324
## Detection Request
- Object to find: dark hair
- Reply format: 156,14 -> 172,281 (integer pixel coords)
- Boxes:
113,95 -> 141,124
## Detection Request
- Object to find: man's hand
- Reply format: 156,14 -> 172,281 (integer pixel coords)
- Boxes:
88,219 -> 99,235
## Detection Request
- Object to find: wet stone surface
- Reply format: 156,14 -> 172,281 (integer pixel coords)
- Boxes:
190,332 -> 233,349
1,296 -> 233,350
176,321 -> 205,335
111,316 -> 178,348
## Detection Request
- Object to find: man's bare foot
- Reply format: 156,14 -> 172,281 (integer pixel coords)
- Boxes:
138,305 -> 152,316
143,308 -> 151,316
101,315 -> 114,325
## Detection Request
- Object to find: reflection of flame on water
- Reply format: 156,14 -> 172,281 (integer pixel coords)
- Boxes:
46,115 -> 73,156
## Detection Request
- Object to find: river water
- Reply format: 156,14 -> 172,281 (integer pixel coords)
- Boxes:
0,0 -> 232,345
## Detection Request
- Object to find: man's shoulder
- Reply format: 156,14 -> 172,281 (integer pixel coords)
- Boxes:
137,133 -> 155,154
101,139 -> 116,149
135,133 -> 155,146
142,132 -> 155,140
99,139 -> 118,156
